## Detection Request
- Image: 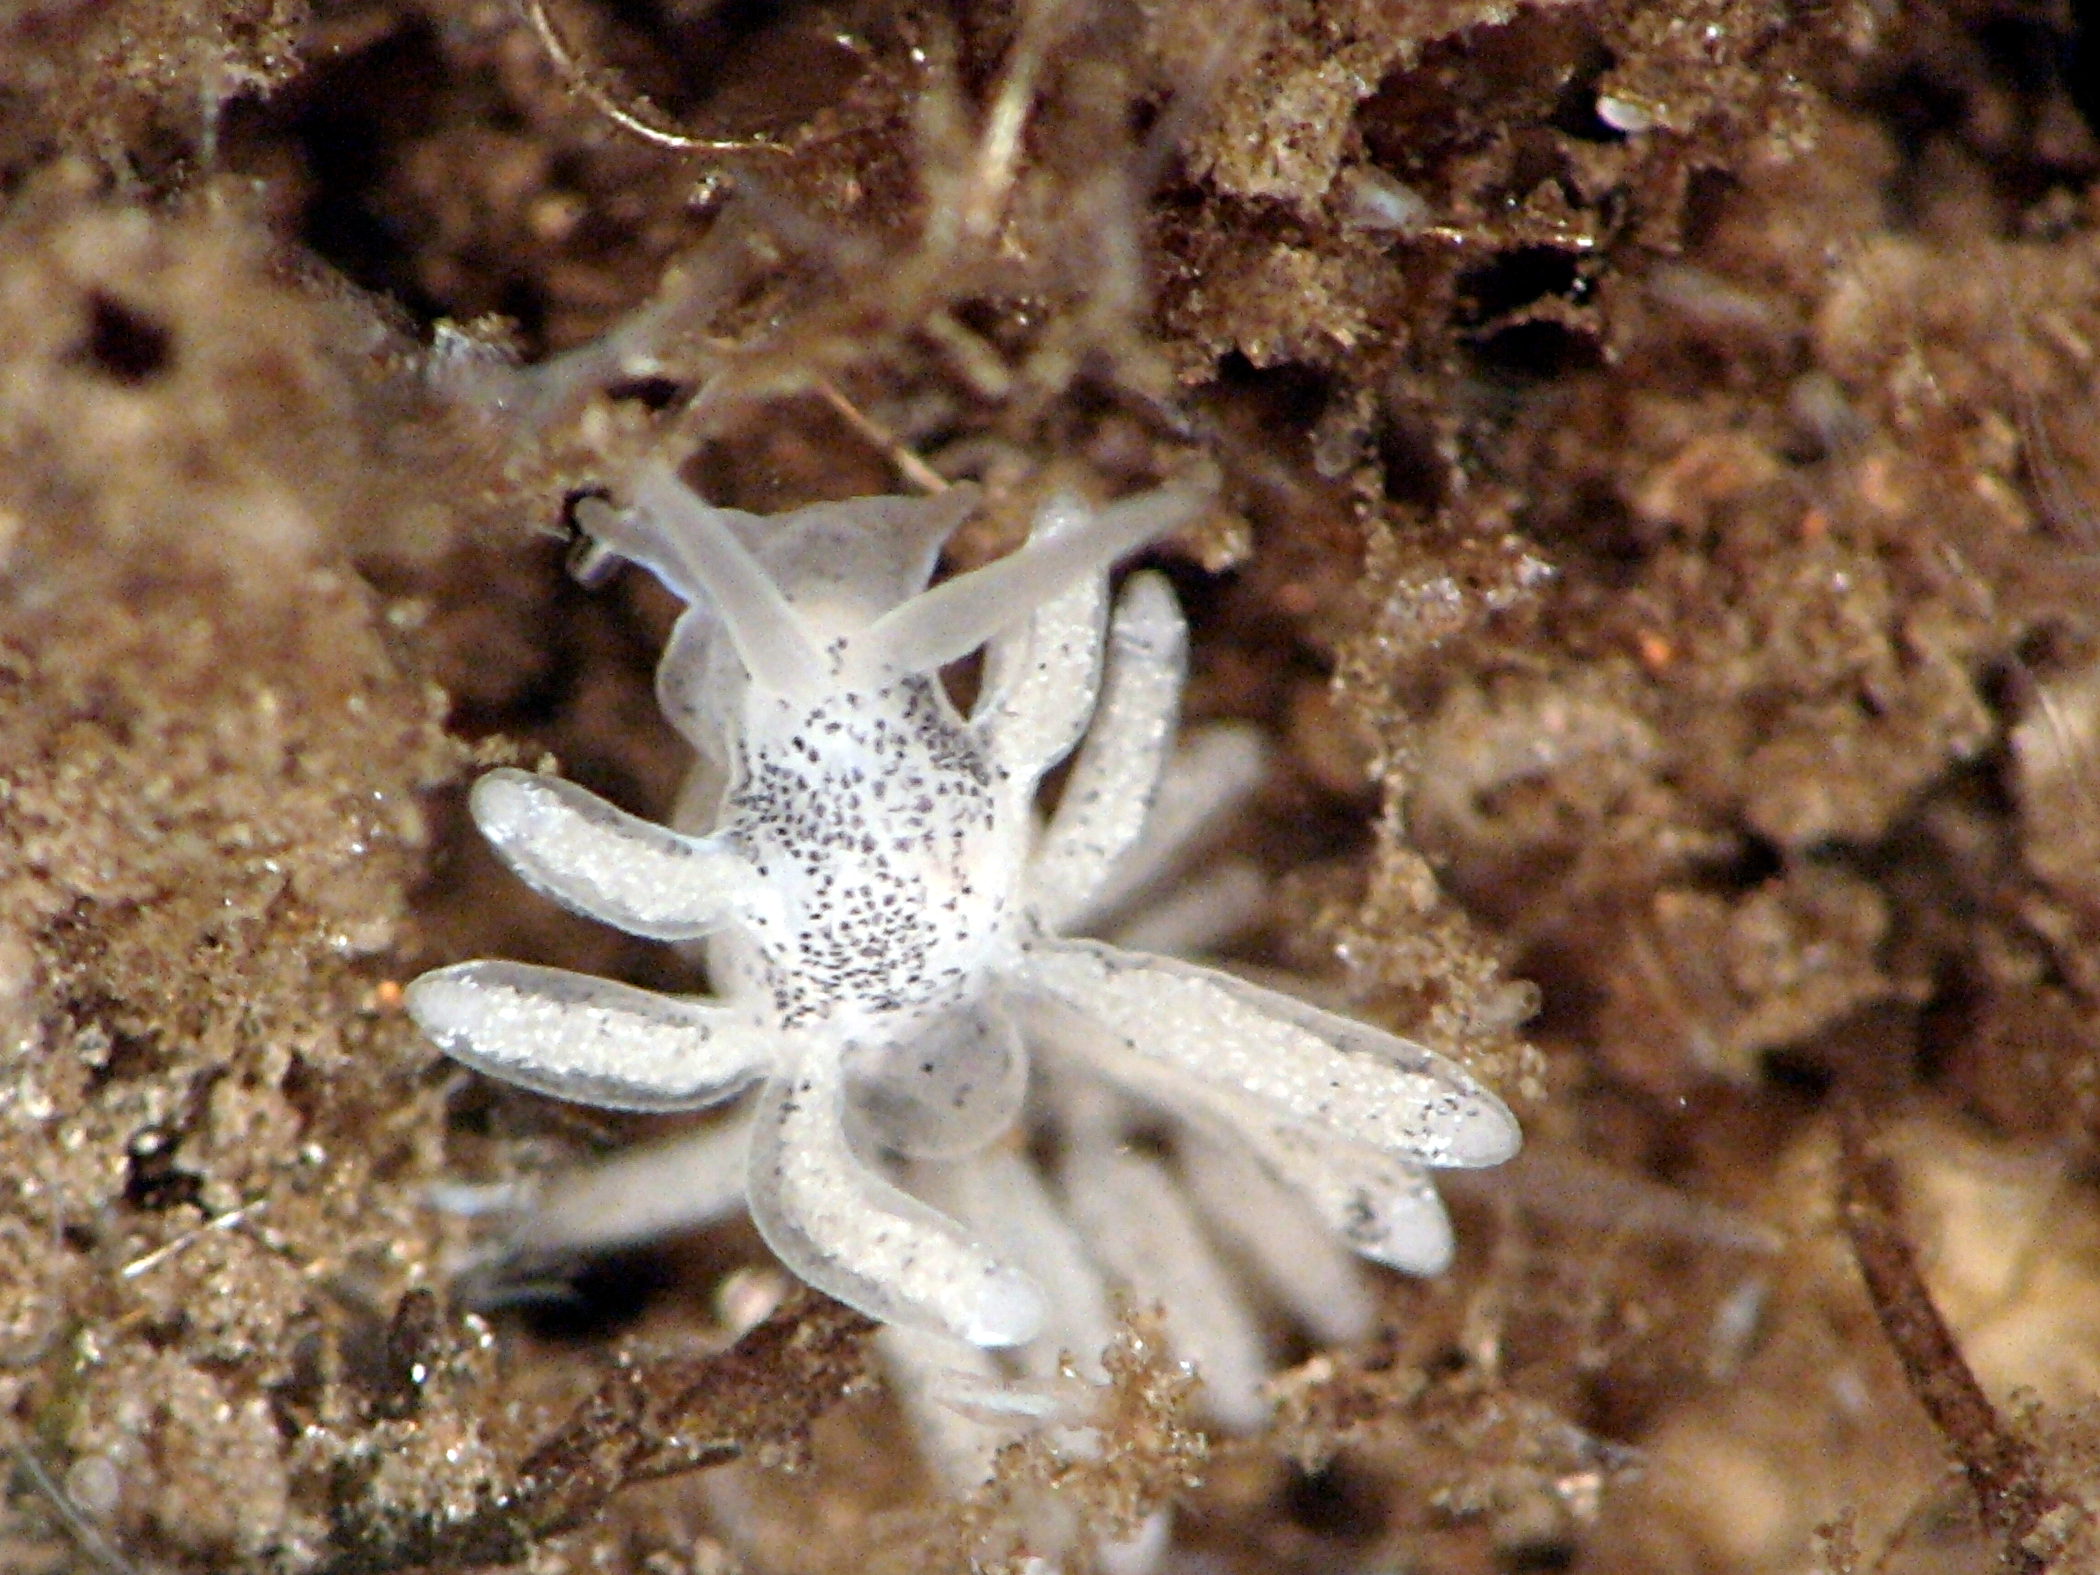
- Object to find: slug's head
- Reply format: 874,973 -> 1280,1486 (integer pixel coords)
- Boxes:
577,463 -> 1210,738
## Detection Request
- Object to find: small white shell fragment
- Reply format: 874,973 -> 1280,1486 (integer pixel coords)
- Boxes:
1340,165 -> 1433,234
1597,93 -> 1658,134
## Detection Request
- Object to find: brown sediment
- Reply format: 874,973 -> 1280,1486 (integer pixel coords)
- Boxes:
2,0 -> 2100,1570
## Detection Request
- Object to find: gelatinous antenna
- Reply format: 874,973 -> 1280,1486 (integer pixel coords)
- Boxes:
849,476 -> 1211,679
586,465 -> 830,703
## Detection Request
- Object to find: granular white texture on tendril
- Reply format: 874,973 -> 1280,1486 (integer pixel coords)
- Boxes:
407,461 -> 1521,1352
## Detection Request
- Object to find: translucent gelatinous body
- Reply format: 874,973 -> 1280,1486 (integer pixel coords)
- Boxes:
408,463 -> 1521,1349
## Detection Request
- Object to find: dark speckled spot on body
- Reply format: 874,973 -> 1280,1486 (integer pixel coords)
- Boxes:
725,676 -> 1003,1027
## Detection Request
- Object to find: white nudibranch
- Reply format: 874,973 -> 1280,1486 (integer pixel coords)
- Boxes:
407,462 -> 1521,1358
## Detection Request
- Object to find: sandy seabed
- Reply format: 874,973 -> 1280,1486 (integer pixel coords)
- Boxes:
3,0 -> 2100,1569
